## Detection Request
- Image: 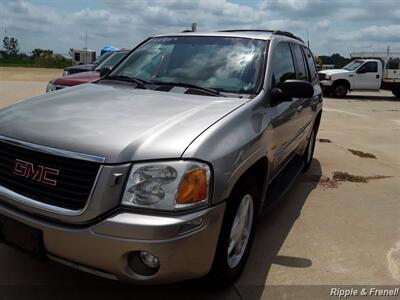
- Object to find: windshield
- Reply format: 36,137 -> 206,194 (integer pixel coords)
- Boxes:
95,52 -> 128,71
343,60 -> 364,71
109,36 -> 267,94
93,52 -> 112,65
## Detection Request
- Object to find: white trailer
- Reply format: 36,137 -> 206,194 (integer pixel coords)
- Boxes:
72,48 -> 96,65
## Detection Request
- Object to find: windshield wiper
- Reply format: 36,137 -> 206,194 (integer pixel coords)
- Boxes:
151,81 -> 224,97
104,75 -> 149,89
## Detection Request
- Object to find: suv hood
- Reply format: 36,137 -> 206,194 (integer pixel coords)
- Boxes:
319,69 -> 351,76
0,83 -> 246,163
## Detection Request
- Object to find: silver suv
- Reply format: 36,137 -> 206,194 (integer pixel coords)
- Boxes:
0,30 -> 322,285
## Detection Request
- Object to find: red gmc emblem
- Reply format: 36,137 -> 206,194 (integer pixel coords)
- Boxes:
12,159 -> 60,187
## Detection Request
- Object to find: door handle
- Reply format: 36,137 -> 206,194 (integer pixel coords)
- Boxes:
349,75 -> 353,77
376,75 -> 380,79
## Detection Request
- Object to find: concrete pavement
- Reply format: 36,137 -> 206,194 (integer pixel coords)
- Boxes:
0,69 -> 399,299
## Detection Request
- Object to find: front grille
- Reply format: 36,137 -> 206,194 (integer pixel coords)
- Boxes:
318,73 -> 326,81
0,141 -> 101,210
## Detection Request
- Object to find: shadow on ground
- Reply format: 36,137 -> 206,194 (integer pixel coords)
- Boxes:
0,160 -> 322,300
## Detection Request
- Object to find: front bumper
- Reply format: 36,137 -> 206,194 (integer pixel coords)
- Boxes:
0,202 -> 226,284
320,80 -> 333,93
319,80 -> 333,87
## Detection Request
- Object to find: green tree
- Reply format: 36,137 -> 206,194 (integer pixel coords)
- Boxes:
2,36 -> 19,56
32,48 -> 53,58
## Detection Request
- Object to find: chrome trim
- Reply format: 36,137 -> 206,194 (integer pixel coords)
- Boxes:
0,166 -> 103,216
0,135 -> 104,216
0,135 -> 105,163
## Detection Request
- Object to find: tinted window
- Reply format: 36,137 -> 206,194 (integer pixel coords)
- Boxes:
111,37 -> 267,94
271,42 -> 296,86
362,61 -> 378,73
303,47 -> 317,81
292,44 -> 308,80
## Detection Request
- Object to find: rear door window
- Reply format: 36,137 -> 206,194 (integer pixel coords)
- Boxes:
292,44 -> 308,81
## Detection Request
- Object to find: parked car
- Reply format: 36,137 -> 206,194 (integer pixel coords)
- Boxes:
0,30 -> 322,285
46,50 -> 129,92
62,51 -> 115,76
319,52 -> 400,98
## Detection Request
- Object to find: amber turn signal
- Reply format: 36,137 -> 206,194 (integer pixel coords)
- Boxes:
176,168 -> 208,205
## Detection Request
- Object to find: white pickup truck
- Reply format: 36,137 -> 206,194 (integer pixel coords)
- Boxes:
319,52 -> 400,98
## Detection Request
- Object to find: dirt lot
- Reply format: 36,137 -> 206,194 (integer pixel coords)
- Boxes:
0,68 -> 399,299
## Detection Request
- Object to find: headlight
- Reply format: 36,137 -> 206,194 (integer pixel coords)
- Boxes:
63,71 -> 70,76
122,160 -> 211,211
325,75 -> 331,80
46,82 -> 56,93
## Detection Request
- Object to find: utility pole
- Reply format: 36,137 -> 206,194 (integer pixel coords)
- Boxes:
306,28 -> 310,48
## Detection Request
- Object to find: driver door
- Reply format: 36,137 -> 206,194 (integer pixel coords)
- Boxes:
353,61 -> 380,90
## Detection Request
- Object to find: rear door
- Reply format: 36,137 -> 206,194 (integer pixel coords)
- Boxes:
269,42 -> 301,174
302,46 -> 321,123
291,44 -> 313,143
353,61 -> 381,89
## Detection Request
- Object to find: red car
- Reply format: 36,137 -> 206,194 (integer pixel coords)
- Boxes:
46,50 -> 129,92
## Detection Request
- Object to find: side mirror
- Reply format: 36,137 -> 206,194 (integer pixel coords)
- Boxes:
98,67 -> 112,77
271,80 -> 314,103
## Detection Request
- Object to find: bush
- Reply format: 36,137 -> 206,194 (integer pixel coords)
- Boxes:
0,52 -> 72,68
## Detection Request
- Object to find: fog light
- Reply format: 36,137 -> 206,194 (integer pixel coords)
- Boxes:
140,251 -> 160,269
128,251 -> 160,276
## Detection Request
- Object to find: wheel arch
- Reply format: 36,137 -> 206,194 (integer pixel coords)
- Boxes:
225,156 -> 269,213
333,79 -> 351,90
314,110 -> 322,131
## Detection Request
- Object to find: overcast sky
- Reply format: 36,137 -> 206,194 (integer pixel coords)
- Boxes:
1,0 -> 399,57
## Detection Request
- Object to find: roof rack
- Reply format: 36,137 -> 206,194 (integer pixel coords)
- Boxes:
218,29 -> 304,43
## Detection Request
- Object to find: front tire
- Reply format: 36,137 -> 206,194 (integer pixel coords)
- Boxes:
332,83 -> 348,98
207,179 -> 259,286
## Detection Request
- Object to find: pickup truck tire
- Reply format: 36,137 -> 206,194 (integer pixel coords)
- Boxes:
302,128 -> 316,172
392,89 -> 400,98
207,178 -> 260,286
332,83 -> 348,98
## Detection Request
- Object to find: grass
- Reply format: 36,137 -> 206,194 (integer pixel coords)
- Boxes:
0,57 -> 72,69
